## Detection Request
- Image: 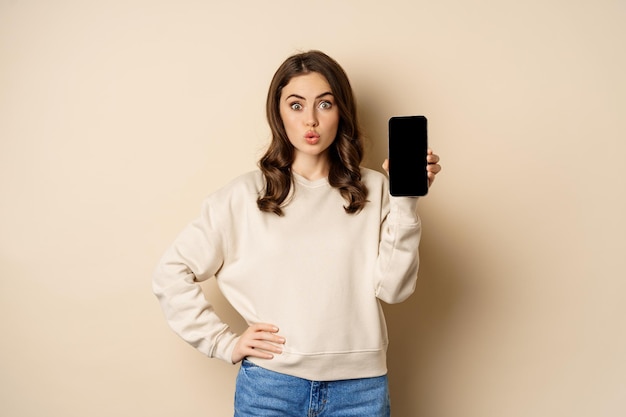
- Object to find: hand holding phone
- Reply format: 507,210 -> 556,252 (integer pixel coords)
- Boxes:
388,115 -> 429,197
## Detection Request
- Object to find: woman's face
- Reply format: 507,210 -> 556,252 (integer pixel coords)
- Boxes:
279,72 -> 339,164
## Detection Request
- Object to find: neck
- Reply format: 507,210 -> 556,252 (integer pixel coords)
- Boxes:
291,154 -> 330,181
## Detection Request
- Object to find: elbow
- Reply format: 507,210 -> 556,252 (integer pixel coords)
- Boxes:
376,274 -> 417,304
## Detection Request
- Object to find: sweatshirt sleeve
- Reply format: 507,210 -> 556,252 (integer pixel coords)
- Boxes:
152,198 -> 239,363
374,194 -> 422,304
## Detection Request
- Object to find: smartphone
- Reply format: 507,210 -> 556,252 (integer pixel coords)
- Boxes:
388,115 -> 429,197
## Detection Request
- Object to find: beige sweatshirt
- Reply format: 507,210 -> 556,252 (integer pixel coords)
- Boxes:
152,167 -> 421,381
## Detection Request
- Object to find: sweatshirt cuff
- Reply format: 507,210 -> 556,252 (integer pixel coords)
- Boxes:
212,330 -> 240,364
388,194 -> 420,225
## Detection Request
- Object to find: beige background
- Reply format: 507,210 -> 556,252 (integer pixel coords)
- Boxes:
1,0 -> 625,416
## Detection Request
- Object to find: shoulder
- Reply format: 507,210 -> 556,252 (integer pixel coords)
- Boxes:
201,170 -> 263,211
360,167 -> 388,190
208,170 -> 263,197
225,170 -> 264,192
360,167 -> 389,206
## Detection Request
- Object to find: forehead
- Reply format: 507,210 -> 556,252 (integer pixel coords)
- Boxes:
281,72 -> 332,98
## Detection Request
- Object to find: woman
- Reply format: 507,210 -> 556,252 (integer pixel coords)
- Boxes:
153,50 -> 441,416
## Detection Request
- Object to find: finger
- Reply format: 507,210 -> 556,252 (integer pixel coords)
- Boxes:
250,331 -> 285,346
249,338 -> 284,353
232,338 -> 275,363
233,335 -> 284,362
249,323 -> 280,333
427,163 -> 441,174
427,153 -> 440,164
241,345 -> 276,360
381,159 -> 389,173
240,342 -> 282,358
248,324 -> 285,344
428,172 -> 436,187
243,324 -> 285,347
247,350 -> 274,360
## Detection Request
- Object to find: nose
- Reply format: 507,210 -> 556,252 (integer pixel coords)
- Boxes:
305,108 -> 318,127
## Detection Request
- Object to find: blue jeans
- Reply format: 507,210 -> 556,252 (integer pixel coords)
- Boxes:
234,360 -> 390,417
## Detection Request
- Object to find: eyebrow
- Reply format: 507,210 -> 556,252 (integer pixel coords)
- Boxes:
285,92 -> 334,101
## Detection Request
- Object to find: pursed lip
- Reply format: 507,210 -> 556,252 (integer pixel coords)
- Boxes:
304,130 -> 320,144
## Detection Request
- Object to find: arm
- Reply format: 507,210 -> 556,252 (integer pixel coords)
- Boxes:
152,199 -> 239,363
374,195 -> 422,304
375,149 -> 441,303
153,197 -> 285,364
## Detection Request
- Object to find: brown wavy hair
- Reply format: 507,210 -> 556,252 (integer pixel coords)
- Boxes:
257,50 -> 368,216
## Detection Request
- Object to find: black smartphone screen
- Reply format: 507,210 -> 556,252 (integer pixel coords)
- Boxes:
388,115 -> 428,197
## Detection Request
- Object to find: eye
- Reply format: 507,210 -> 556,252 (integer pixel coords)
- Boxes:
318,100 -> 333,110
290,102 -> 303,111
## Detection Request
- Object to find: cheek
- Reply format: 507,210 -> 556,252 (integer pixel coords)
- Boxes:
325,112 -> 340,132
279,110 -> 296,129
279,113 -> 299,142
